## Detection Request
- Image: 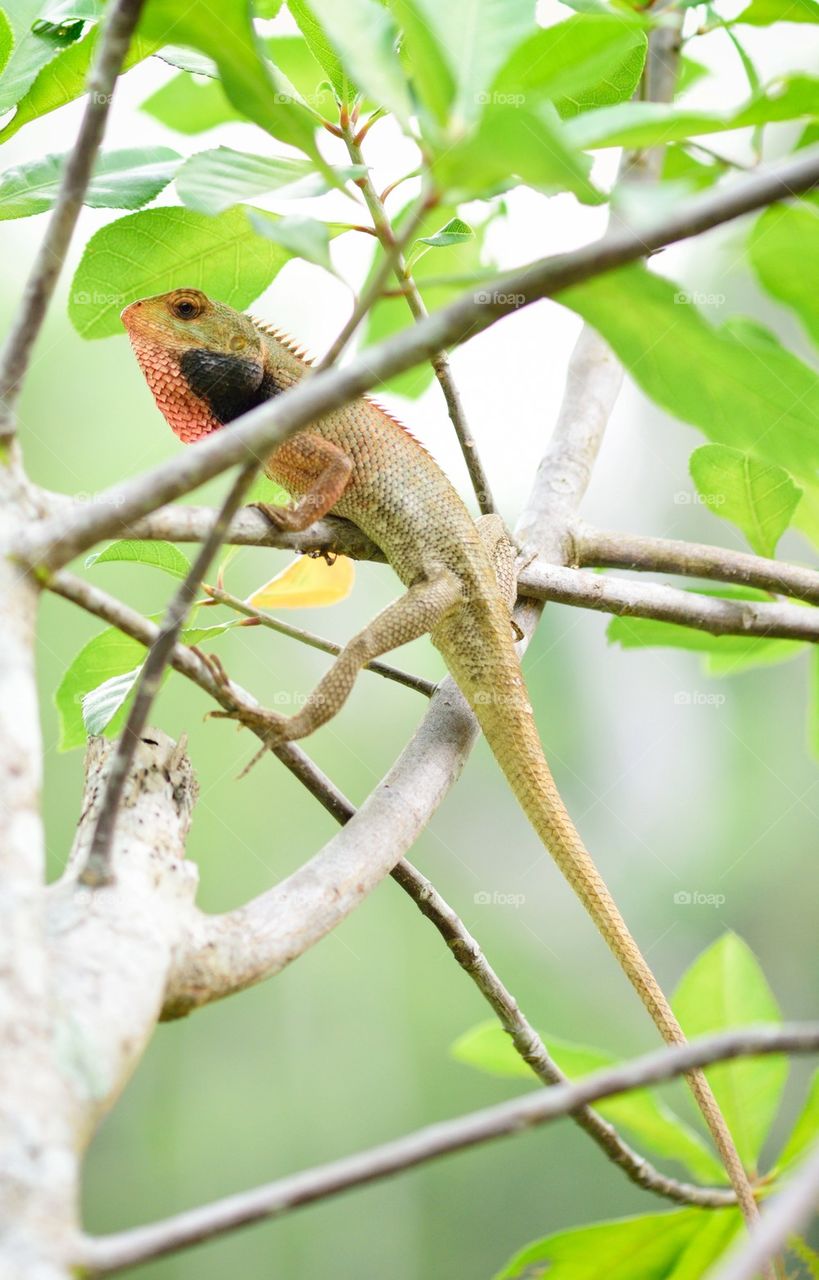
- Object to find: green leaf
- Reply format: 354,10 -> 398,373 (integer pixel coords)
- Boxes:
0,0 -> 86,115
388,0 -> 453,127
399,0 -> 535,129
0,10 -> 12,79
494,1209 -> 743,1280
82,665 -> 143,737
662,144 -> 727,192
492,14 -> 647,117
0,26 -> 159,143
143,32 -> 339,135
689,445 -> 802,558
453,1023 -> 725,1182
55,627 -> 146,750
673,934 -> 787,1168
248,210 -> 335,273
360,200 -> 501,397
734,0 -> 819,22
141,70 -> 241,134
560,265 -> 819,544
778,1071 -> 819,1170
140,0 -> 323,165
566,74 -> 819,151
304,0 -> 411,125
0,146 -> 180,220
68,205 -> 292,339
749,199 -> 819,349
414,216 -> 473,250
433,102 -> 601,204
85,539 -> 192,579
287,0 -> 350,104
176,146 -> 363,216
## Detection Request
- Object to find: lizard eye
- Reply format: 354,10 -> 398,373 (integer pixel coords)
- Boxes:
173,296 -> 201,320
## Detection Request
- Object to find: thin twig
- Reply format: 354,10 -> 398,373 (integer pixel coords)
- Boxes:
341,124 -> 497,515
317,191 -> 433,371
75,1024 -> 819,1275
203,586 -> 437,697
0,0 -> 146,438
518,559 -> 819,643
79,464 -> 260,886
574,526 -> 819,606
13,145 -> 819,574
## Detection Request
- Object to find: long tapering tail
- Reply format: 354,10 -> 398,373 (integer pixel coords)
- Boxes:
440,613 -> 760,1226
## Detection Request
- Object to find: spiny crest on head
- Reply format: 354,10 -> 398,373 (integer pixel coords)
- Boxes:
251,318 -> 314,366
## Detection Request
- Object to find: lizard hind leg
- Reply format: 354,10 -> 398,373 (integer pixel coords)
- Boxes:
233,569 -> 464,749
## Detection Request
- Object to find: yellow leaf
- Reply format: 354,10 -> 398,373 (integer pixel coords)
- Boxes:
246,555 -> 355,609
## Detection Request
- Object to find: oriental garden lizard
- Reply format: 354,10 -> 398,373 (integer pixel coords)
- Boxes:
122,287 -> 759,1222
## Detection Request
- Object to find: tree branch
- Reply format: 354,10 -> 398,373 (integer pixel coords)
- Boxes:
18,144 -> 818,573
79,463 -> 259,887
574,526 -> 819,607
0,0 -> 146,438
518,559 -> 819,642
76,1025 -> 819,1275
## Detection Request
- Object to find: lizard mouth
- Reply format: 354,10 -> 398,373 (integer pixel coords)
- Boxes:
120,299 -> 147,336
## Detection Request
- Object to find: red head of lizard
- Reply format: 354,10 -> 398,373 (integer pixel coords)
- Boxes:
121,288 -> 267,443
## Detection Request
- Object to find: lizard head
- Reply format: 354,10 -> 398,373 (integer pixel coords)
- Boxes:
121,288 -> 266,443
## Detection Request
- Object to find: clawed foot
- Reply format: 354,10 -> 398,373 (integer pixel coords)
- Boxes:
250,500 -> 301,533
190,646 -> 232,693
211,700 -> 292,749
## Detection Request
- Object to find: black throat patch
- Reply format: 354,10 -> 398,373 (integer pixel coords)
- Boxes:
179,349 -> 281,424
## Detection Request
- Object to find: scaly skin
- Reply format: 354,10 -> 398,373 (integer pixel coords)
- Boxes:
122,288 -> 759,1222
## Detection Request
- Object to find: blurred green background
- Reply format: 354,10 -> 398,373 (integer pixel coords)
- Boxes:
5,28 -> 818,1280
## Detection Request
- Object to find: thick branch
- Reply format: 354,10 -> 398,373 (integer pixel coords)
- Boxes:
77,1025 -> 819,1275
0,0 -> 146,436
518,560 -> 819,642
16,145 -> 819,572
574,526 -> 819,606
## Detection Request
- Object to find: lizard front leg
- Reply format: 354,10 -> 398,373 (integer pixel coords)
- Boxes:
224,570 -> 463,747
255,432 -> 353,532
